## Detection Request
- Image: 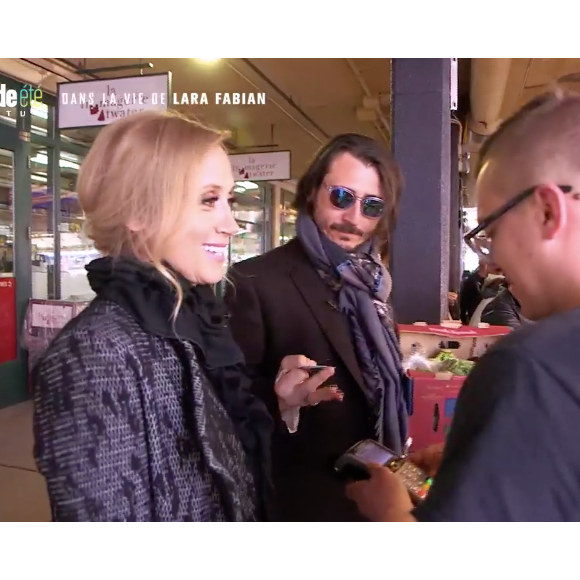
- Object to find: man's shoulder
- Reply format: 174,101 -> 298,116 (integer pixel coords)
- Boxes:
490,306 -> 580,362
228,238 -> 302,277
459,307 -> 580,414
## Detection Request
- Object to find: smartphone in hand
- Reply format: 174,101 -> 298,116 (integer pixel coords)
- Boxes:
299,365 -> 330,377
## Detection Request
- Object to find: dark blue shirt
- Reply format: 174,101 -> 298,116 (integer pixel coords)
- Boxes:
413,307 -> 580,522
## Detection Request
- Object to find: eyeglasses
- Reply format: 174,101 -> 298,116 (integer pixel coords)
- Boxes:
464,184 -> 574,260
326,185 -> 385,219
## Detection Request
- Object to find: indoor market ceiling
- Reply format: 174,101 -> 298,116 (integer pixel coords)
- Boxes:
0,58 -> 579,184
0,58 -> 397,181
468,58 -> 580,140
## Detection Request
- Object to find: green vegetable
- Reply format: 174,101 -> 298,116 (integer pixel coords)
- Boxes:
430,351 -> 475,376
432,350 -> 455,362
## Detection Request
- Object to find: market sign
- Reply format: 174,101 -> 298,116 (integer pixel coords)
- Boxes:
57,73 -> 171,130
229,151 -> 291,182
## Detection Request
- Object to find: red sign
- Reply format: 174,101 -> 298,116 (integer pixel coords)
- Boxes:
0,277 -> 17,363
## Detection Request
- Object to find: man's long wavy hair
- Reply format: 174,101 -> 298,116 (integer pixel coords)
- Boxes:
293,133 -> 404,264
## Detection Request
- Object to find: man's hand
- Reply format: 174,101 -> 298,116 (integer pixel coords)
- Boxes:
345,464 -> 415,522
408,443 -> 445,477
275,355 -> 341,412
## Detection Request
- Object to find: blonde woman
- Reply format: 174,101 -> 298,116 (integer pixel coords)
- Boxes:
32,111 -> 274,522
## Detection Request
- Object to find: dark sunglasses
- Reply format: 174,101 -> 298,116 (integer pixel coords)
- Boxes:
326,185 -> 384,219
464,184 -> 574,260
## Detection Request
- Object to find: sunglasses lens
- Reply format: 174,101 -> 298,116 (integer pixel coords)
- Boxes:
329,187 -> 355,209
362,198 -> 384,218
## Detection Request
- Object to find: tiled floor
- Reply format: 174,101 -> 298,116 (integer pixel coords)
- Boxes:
0,401 -> 51,521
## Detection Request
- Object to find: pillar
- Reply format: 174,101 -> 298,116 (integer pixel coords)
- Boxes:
390,58 -> 451,324
449,122 -> 461,293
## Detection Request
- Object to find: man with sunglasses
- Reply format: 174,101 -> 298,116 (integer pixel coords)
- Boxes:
224,133 -> 408,522
346,88 -> 580,522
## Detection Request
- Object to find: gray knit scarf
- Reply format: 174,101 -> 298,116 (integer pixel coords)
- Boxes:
296,212 -> 410,455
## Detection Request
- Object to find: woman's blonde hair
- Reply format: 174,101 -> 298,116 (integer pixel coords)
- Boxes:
77,109 -> 228,317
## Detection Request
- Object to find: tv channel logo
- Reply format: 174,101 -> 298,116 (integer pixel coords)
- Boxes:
0,84 -> 44,116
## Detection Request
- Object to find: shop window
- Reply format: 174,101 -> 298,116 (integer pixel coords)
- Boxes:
57,150 -> 98,300
280,188 -> 297,245
30,145 -> 55,298
30,102 -> 49,137
229,180 -> 267,266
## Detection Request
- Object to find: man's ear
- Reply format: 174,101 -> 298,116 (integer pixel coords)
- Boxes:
535,184 -> 567,240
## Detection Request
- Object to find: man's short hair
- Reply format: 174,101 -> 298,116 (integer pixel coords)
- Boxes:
475,87 -> 580,179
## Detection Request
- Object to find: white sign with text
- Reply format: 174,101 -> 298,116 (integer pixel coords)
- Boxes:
57,73 -> 171,130
30,303 -> 74,329
229,151 -> 291,182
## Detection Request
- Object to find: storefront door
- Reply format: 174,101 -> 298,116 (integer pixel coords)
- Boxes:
0,123 -> 31,408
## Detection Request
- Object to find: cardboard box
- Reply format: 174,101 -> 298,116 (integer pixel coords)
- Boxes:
399,322 -> 510,450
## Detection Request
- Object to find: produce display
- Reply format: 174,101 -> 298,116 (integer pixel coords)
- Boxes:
430,351 -> 475,376
403,344 -> 476,377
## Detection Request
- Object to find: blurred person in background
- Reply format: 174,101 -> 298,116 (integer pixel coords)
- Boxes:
459,260 -> 488,323
447,290 -> 461,320
224,134 -> 410,521
346,88 -> 580,522
481,280 -> 530,329
32,111 -> 274,522
468,274 -> 506,326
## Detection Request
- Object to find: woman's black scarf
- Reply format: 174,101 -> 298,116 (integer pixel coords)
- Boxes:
86,256 -> 274,518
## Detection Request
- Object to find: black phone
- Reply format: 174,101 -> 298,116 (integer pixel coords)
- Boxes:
300,365 -> 330,376
335,439 -> 433,504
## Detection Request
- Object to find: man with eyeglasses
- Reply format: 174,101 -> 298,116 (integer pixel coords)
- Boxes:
224,134 -> 409,521
346,88 -> 580,522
